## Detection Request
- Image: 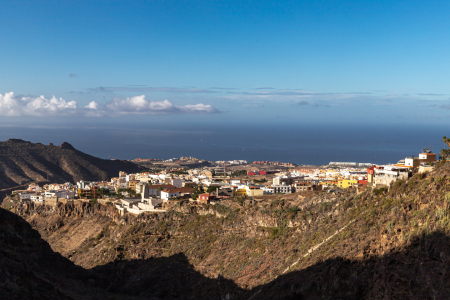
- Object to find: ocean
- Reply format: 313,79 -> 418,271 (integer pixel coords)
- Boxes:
0,122 -> 445,165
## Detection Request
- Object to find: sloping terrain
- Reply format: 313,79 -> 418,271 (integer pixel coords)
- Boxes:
0,205 -> 236,300
5,161 -> 450,299
0,139 -> 142,190
0,206 -> 108,299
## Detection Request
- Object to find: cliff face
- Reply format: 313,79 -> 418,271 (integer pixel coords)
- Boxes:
6,162 -> 450,299
0,139 -> 142,190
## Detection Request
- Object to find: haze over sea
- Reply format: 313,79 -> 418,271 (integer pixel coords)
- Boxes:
0,122 -> 444,166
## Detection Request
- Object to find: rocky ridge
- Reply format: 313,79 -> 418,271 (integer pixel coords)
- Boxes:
0,139 -> 142,191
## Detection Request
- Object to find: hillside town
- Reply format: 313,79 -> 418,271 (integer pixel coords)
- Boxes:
14,148 -> 438,215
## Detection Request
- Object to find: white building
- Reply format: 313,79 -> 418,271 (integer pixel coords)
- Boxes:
273,185 -> 293,194
161,189 -> 181,201
263,187 -> 274,195
374,166 -> 410,187
230,180 -> 241,186
171,178 -> 183,188
30,195 -> 44,202
126,174 -> 135,182
44,190 -> 75,199
20,192 -> 34,201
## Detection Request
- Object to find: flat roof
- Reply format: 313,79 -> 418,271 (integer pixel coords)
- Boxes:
122,197 -> 141,203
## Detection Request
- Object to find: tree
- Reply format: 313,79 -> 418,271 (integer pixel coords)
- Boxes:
440,149 -> 450,161
442,136 -> 449,147
207,186 -> 218,193
440,136 -> 450,160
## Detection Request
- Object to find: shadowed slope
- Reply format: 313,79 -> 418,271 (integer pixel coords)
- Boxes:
0,207 -> 107,299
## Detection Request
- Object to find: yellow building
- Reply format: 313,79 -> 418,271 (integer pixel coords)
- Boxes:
245,186 -> 264,197
337,179 -> 358,189
128,180 -> 139,191
233,189 -> 247,197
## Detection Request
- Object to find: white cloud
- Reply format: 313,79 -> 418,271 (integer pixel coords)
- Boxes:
105,96 -> 177,114
0,92 -> 77,116
177,103 -> 218,113
102,95 -> 218,115
85,101 -> 98,110
0,92 -> 219,117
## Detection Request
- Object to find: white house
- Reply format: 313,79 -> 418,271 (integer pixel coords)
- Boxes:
20,192 -> 34,201
148,184 -> 175,197
31,195 -> 44,202
160,187 -> 193,201
374,166 -> 410,187
273,185 -> 293,194
230,180 -> 241,186
161,189 -> 181,201
44,190 -> 75,200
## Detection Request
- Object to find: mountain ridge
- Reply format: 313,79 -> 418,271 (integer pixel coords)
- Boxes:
0,139 -> 142,191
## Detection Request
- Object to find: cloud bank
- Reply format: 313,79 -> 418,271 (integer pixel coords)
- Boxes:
100,95 -> 218,115
0,92 -> 77,116
0,92 -> 218,117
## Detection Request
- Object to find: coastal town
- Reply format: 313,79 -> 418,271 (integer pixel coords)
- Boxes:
13,148 -> 439,215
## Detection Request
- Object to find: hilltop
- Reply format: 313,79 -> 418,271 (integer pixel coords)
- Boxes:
0,139 -> 142,191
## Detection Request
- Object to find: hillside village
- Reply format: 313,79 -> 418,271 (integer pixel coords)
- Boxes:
13,148 -> 439,215
3,139 -> 450,300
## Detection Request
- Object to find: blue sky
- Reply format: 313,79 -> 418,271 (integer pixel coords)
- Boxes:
1,0 -> 450,125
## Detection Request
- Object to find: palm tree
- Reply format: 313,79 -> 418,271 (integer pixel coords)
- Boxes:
440,149 -> 450,161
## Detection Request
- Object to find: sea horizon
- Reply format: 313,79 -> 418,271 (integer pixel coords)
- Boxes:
0,122 -> 445,166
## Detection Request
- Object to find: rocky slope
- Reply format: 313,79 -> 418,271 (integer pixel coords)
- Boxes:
0,206 -> 114,299
0,139 -> 142,191
5,161 -> 450,299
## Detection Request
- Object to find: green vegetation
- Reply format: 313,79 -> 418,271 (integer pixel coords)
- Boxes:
372,187 -> 387,196
117,187 -> 137,197
206,186 -> 218,193
440,136 -> 450,160
287,206 -> 299,214
253,178 -> 267,183
191,186 -> 201,200
213,204 -> 232,215
231,170 -> 247,177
